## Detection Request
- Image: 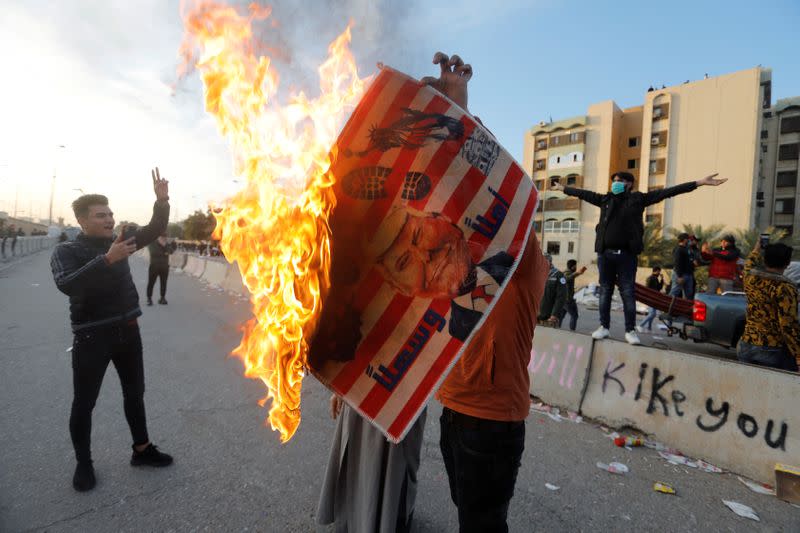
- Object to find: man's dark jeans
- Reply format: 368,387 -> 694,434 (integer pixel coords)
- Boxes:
71,320 -> 149,463
737,341 -> 798,372
597,249 -> 638,332
440,407 -> 525,533
558,299 -> 579,331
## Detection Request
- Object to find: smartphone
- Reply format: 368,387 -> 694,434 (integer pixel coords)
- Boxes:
121,224 -> 138,242
759,233 -> 770,248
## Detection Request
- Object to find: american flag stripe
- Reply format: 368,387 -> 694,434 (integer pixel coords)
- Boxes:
357,160 -> 529,422
334,70 -> 392,158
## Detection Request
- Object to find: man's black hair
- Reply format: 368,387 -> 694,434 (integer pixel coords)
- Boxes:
72,194 -> 109,219
610,171 -> 635,183
566,259 -> 577,268
652,266 -> 662,272
764,243 -> 793,269
677,232 -> 690,241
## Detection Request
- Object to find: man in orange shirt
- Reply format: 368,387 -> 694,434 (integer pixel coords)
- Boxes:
424,51 -> 549,533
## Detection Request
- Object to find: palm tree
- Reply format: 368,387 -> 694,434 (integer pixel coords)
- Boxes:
640,220 -> 671,267
733,226 -> 789,254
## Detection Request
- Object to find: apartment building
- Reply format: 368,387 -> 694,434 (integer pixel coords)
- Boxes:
523,66 -> 775,268
759,97 -> 800,235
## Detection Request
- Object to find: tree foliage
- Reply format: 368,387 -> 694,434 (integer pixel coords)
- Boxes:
181,209 -> 216,241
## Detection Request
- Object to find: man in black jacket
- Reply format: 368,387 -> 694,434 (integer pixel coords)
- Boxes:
51,168 -> 174,492
551,171 -> 726,345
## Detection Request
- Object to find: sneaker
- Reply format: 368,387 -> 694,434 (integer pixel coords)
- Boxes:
158,298 -> 168,305
130,443 -> 173,467
73,461 -> 96,492
625,331 -> 642,345
147,298 -> 153,306
635,325 -> 645,333
591,326 -> 610,340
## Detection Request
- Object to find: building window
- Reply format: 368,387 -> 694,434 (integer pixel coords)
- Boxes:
628,137 -> 639,148
546,241 -> 561,255
776,171 -> 797,188
780,116 -> 800,134
627,159 -> 637,169
762,144 -> 768,153
556,156 -> 561,164
535,159 -> 546,170
536,139 -> 548,150
566,174 -> 578,186
572,154 -> 578,162
775,198 -> 795,214
551,136 -> 561,146
562,218 -> 579,232
756,191 -> 765,200
760,130 -> 769,139
778,143 -> 799,161
533,220 -> 542,232
544,219 -> 560,232
535,179 -> 545,191
568,242 -> 575,254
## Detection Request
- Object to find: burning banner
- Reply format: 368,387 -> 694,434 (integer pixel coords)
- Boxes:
309,67 -> 538,442
180,1 -> 538,443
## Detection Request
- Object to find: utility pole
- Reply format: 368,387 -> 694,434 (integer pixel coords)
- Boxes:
49,145 -> 66,226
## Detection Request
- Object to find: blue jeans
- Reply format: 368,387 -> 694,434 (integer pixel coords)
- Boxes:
440,407 -> 525,533
639,306 -> 657,330
669,273 -> 694,300
737,341 -> 798,372
597,250 -> 638,332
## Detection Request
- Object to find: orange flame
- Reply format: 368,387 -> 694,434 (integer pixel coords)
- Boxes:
179,1 -> 367,441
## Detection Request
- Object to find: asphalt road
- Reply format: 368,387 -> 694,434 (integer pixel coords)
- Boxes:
1,250 -> 797,532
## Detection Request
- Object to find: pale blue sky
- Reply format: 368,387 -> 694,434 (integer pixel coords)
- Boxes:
1,0 -> 798,224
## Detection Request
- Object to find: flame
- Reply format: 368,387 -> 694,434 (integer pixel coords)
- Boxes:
179,1 -> 367,442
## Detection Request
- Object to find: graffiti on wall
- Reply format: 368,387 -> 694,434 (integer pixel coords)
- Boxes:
600,359 -> 789,452
529,342 -> 586,390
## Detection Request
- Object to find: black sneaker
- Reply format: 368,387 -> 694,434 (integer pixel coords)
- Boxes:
73,461 -> 96,492
147,298 -> 153,306
158,298 -> 168,305
130,443 -> 173,467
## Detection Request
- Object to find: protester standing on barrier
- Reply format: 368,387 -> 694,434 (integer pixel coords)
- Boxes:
702,234 -> 740,294
552,172 -> 726,345
146,232 -> 171,306
418,51 -> 549,533
537,253 -> 567,327
738,241 -> 800,371
50,169 -> 174,492
558,259 -> 586,331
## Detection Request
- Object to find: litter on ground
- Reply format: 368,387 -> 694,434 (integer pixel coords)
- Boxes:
722,500 -> 760,521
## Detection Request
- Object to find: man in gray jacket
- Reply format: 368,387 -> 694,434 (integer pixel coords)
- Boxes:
51,168 -> 174,491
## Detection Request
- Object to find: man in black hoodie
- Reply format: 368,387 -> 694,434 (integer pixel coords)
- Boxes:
51,168 -> 173,492
552,171 -> 726,345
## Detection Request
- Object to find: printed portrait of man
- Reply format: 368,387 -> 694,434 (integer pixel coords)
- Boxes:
366,206 -> 513,341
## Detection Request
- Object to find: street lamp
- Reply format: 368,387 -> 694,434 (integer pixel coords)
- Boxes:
49,144 -> 66,226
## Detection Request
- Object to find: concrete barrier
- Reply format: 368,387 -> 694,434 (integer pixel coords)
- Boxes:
221,262 -> 248,296
184,255 -> 206,277
528,327 -> 592,412
581,340 -> 799,483
169,252 -> 187,270
201,260 -> 228,287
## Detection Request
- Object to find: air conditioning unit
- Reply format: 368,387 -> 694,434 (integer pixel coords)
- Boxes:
651,136 -> 660,145
653,108 -> 662,118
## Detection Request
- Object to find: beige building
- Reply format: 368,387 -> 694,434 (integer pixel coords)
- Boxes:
524,66 -> 776,270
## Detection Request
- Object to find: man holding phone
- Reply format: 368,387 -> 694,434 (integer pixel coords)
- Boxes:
51,168 -> 173,491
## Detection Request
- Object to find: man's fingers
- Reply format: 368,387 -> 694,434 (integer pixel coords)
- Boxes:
448,54 -> 464,69
420,76 -> 439,86
433,51 -> 450,74
455,64 -> 473,81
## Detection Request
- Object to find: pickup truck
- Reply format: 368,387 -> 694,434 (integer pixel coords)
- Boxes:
678,292 -> 747,349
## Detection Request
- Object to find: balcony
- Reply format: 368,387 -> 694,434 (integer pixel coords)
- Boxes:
534,159 -> 546,171
549,131 -> 586,147
648,158 -> 666,174
652,103 -> 669,121
541,197 -> 581,211
650,131 -> 668,147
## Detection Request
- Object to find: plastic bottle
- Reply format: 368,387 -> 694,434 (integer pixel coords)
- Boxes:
613,436 -> 644,447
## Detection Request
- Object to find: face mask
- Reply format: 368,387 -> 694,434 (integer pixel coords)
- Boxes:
611,181 -> 626,195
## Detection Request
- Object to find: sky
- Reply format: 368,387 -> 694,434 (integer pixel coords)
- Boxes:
1,0 -> 798,226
